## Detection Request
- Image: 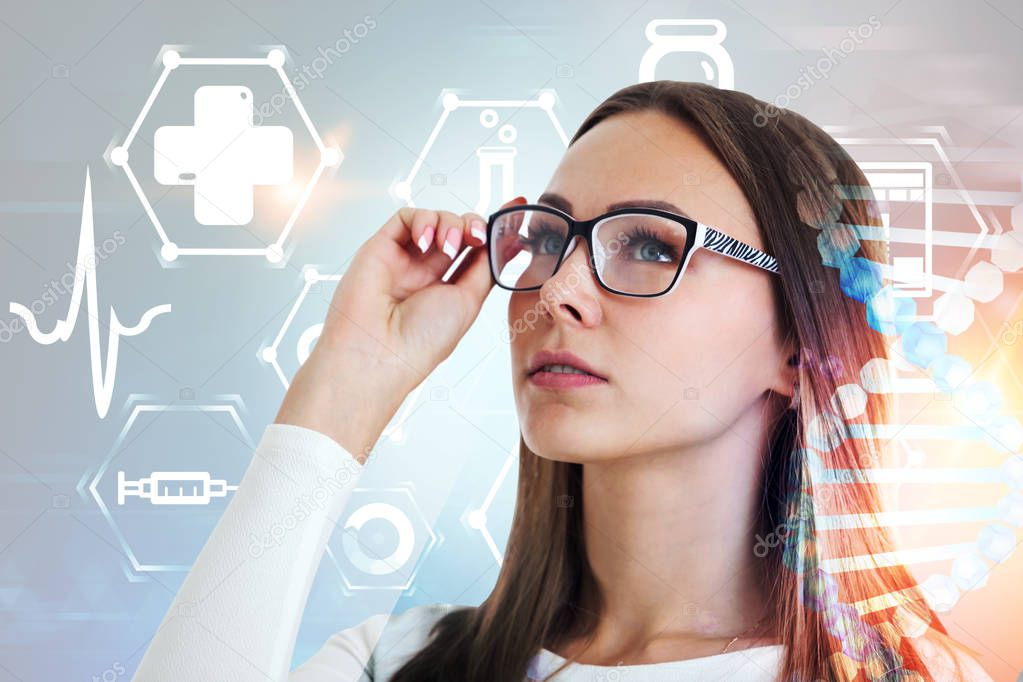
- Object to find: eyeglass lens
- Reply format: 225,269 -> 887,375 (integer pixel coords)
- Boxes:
489,208 -> 691,295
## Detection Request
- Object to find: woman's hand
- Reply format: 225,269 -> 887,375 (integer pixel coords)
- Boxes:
275,199 -> 526,460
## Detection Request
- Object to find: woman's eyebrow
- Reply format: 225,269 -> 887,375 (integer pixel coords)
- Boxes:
537,192 -> 573,213
536,192 -> 691,219
606,199 -> 691,218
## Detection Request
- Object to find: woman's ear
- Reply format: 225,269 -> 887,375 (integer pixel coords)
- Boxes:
770,342 -> 800,401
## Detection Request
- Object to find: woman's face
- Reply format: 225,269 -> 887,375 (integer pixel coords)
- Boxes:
508,109 -> 794,463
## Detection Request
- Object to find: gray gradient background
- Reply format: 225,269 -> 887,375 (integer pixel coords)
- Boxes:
1,0 -> 1022,680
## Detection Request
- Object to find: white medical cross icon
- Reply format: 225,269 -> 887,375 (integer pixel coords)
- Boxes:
154,85 -> 293,225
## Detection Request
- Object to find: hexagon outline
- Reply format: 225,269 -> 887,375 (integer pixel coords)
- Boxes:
324,486 -> 440,592
86,400 -> 255,573
393,90 -> 569,214
260,266 -> 342,388
257,266 -> 426,443
465,441 -> 518,565
109,48 -> 343,264
824,128 -> 993,324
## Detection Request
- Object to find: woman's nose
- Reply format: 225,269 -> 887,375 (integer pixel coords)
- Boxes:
537,235 -> 603,326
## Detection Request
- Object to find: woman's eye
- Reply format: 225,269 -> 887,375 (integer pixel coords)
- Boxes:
541,232 -> 564,255
522,228 -> 564,255
629,238 -> 675,263
618,225 -> 679,263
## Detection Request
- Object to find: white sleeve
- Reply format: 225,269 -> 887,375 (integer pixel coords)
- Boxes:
132,422 -> 367,682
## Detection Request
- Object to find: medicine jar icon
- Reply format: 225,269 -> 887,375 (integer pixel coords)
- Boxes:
638,19 -> 735,89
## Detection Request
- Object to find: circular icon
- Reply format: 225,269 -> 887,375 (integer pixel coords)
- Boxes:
480,108 -> 499,128
498,124 -> 517,144
341,502 -> 416,576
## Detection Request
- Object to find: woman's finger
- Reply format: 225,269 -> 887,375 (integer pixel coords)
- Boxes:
433,210 -> 465,260
409,209 -> 440,254
462,211 -> 488,247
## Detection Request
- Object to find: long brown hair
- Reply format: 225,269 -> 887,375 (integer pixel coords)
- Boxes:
388,80 -> 969,681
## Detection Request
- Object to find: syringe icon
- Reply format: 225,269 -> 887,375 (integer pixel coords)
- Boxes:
117,471 -> 239,506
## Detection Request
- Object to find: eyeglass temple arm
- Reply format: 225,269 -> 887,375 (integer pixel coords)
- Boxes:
699,224 -> 781,274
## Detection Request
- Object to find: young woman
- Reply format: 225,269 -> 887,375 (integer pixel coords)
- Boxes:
133,81 -> 993,681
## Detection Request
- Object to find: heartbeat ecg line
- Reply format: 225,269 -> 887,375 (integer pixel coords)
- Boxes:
9,167 -> 172,418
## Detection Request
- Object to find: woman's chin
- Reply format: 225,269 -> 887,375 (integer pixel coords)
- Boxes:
521,422 -> 612,464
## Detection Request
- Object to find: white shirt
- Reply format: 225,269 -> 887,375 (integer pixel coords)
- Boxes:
289,601 -> 783,681
130,423 -> 987,681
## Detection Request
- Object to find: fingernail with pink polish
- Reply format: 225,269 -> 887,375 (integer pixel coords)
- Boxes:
418,226 -> 435,253
470,219 -> 487,244
442,227 -> 459,259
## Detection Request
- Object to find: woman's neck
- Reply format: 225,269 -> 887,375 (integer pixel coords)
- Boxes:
559,396 -> 783,665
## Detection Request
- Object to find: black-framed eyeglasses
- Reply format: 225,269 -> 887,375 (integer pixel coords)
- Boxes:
486,204 -> 781,298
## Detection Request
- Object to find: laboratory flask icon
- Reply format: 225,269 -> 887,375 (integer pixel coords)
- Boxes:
475,145 -> 517,215
638,19 -> 735,89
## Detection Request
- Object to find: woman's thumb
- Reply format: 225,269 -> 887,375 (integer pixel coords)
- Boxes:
449,244 -> 495,315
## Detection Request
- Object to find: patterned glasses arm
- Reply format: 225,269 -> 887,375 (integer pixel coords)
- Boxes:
699,224 -> 781,274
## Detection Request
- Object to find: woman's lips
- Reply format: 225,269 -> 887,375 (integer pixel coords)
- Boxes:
527,370 -> 609,389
